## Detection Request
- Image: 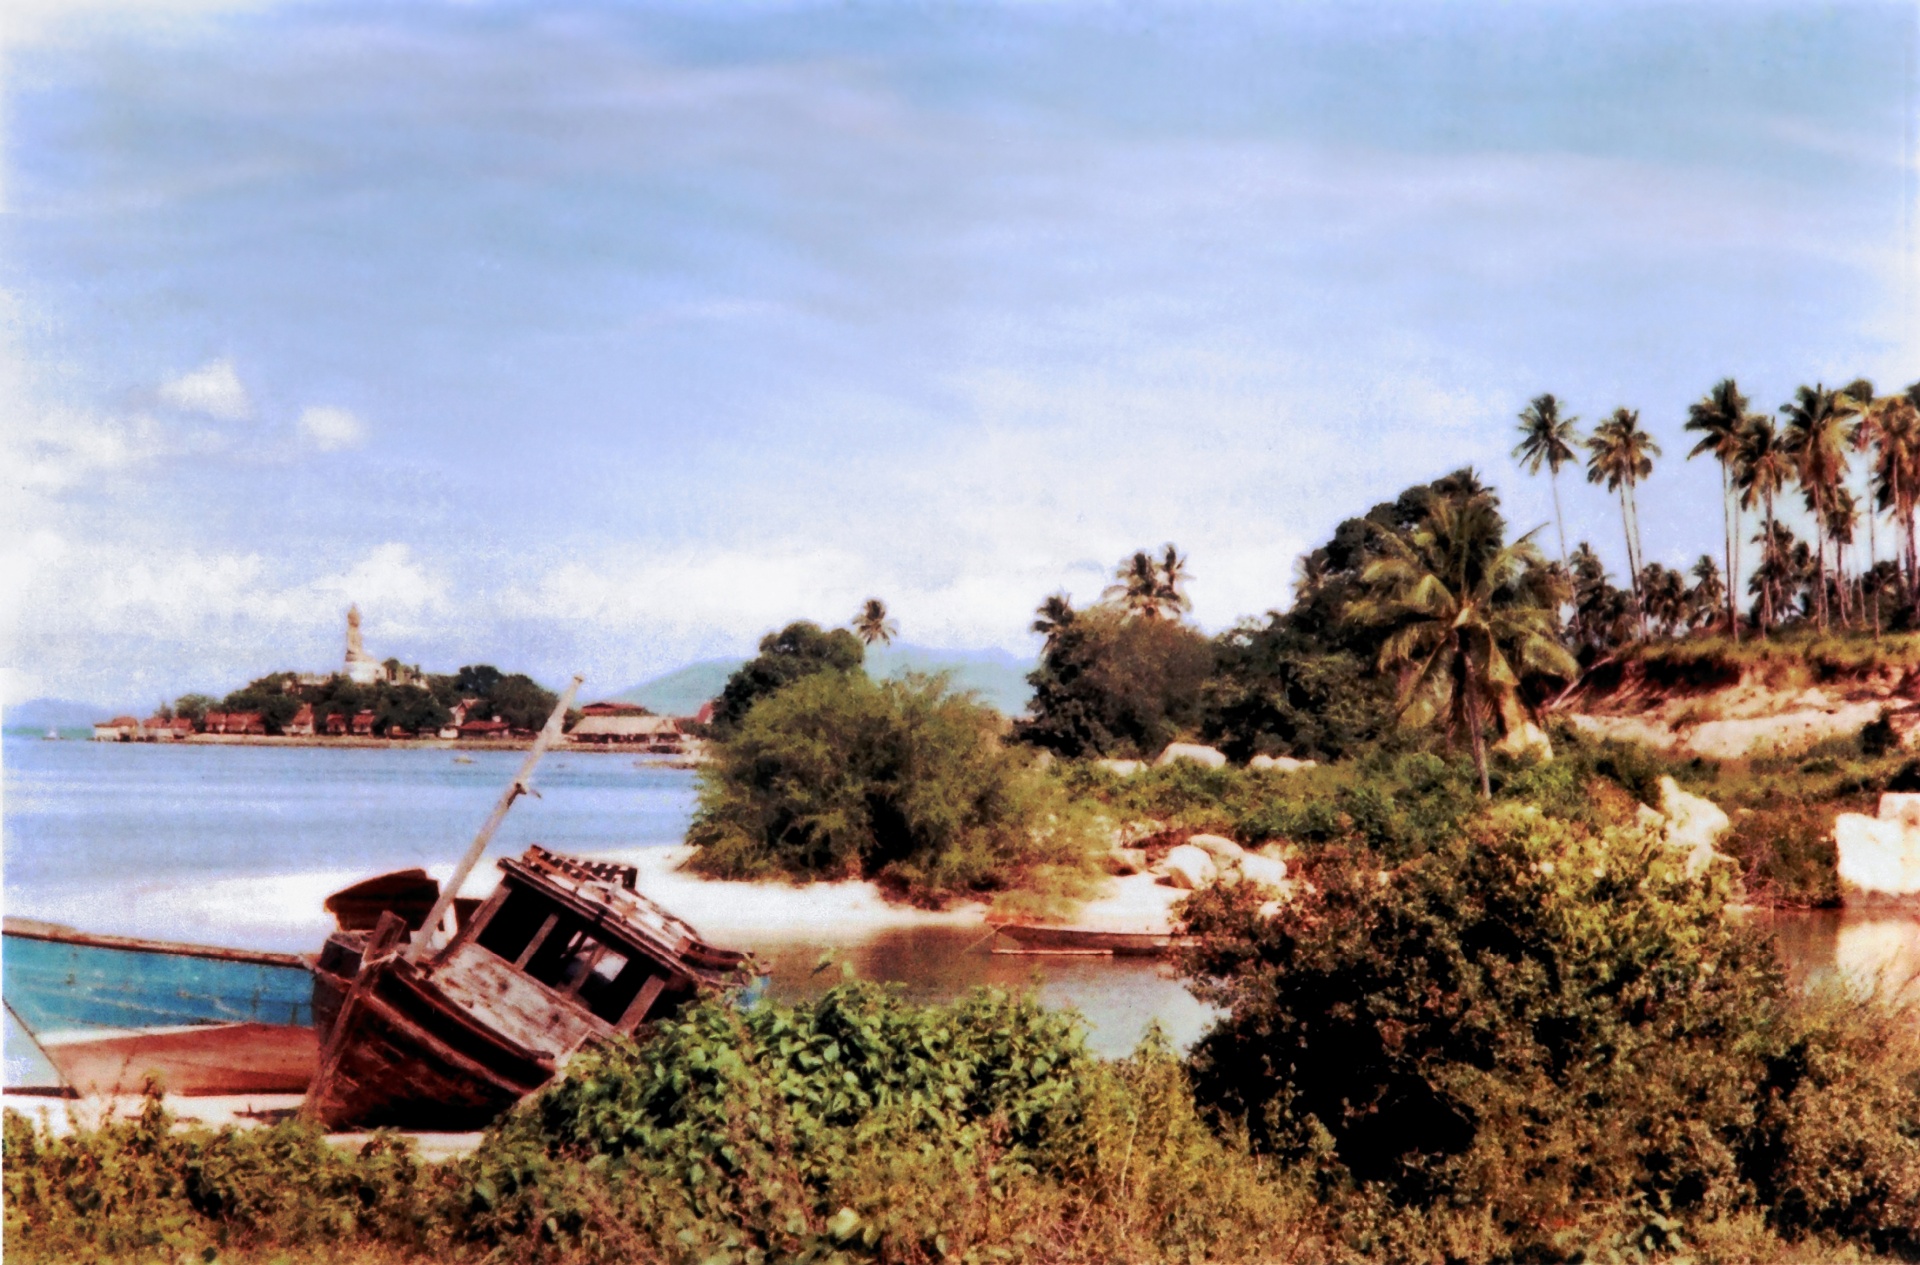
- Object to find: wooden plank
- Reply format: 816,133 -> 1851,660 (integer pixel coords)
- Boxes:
437,884 -> 510,964
511,913 -> 560,971
616,974 -> 668,1034
2,921 -> 311,971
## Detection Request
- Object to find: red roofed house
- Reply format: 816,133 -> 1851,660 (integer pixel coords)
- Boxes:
457,717 -> 510,739
351,710 -> 377,736
324,712 -> 349,736
284,704 -> 316,737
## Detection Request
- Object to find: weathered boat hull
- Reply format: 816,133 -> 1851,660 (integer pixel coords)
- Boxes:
305,954 -> 554,1130
37,1022 -> 318,1097
3,921 -> 317,1096
991,923 -> 1193,956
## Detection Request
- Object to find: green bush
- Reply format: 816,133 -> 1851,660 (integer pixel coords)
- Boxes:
1178,809 -> 1794,1258
448,982 -> 1317,1263
687,672 -> 1100,906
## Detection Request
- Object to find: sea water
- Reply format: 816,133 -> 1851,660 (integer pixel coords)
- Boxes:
0,735 -> 1208,1081
7,736 -> 1912,1088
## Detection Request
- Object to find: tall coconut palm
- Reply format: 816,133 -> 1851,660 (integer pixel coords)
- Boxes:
1157,543 -> 1194,618
1840,380 -> 1880,629
1736,416 -> 1792,633
1688,555 -> 1726,632
1346,490 -> 1577,799
1823,483 -> 1858,623
1585,408 -> 1661,630
1031,593 -> 1076,648
1872,385 -> 1920,613
1512,393 -> 1581,563
851,598 -> 898,646
1685,379 -> 1756,638
1780,383 -> 1855,630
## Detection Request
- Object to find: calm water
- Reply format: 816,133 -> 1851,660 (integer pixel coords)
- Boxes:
0,736 -> 1203,1081
3,736 -> 1913,1087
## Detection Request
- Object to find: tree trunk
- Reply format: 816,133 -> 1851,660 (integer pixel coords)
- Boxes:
1462,631 -> 1490,801
1723,464 -> 1739,641
1551,470 -> 1567,565
1761,498 -> 1777,635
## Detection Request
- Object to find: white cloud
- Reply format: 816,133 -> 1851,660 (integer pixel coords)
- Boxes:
158,357 -> 252,421
297,405 -> 367,451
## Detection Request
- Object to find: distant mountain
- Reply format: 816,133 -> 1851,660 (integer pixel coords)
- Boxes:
866,644 -> 1036,716
613,644 -> 1038,719
4,698 -> 111,732
612,659 -> 740,716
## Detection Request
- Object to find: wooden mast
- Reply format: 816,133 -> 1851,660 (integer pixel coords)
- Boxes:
404,674 -> 583,964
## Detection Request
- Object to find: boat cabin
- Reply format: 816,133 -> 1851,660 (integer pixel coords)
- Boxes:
306,845 -> 747,1130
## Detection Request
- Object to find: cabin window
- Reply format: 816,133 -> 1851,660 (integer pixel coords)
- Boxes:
469,883 -> 664,1023
474,886 -> 556,964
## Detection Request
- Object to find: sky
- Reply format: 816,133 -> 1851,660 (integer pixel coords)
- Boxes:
2,0 -> 1917,709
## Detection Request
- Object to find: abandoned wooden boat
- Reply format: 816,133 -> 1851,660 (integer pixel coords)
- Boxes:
305,846 -> 748,1129
2,918 -> 317,1096
303,678 -> 749,1131
989,922 -> 1193,957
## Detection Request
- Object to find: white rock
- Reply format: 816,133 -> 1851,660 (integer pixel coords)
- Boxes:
1237,852 -> 1288,891
1878,793 -> 1920,829
1250,754 -> 1318,772
1096,758 -> 1145,777
1159,844 -> 1218,891
1656,776 -> 1733,878
1185,833 -> 1245,862
1492,720 -> 1554,762
1634,803 -> 1666,832
1104,847 -> 1149,876
1835,812 -> 1920,897
1155,743 -> 1228,769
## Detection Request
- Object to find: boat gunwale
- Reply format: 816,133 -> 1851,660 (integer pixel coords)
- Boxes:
3,920 -> 313,972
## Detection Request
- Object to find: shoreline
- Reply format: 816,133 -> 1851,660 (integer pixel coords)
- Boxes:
26,731 -> 705,758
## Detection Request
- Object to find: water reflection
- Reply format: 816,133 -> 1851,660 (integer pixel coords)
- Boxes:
744,926 -> 1219,1058
1757,908 -> 1920,1002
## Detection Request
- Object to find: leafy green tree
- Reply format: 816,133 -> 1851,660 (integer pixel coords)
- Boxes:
1567,543 -> 1636,655
1201,625 -> 1392,762
1685,378 -> 1758,636
1512,392 -> 1581,562
711,621 -> 866,733
171,693 -> 217,725
1017,606 -> 1213,758
1345,485 -> 1576,798
688,672 -> 1094,901
851,598 -> 897,646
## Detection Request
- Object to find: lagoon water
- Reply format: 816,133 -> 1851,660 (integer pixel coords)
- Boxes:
0,735 -> 1208,1083
5,735 -> 1916,1087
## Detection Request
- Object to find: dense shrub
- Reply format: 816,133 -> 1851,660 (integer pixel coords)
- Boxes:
711,621 -> 867,734
1178,810 -> 1796,1257
448,982 -> 1317,1263
3,1091 -> 433,1262
687,672 -> 1100,905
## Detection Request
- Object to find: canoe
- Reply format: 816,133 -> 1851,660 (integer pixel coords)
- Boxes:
990,923 -> 1194,957
3,919 -> 316,1096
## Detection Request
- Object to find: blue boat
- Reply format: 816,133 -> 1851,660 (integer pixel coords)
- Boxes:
3,919 -> 317,1096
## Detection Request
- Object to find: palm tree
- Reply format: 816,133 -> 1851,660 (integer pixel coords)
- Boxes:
851,598 -> 897,646
1780,383 -> 1854,630
1871,385 -> 1920,615
1823,483 -> 1858,623
1735,416 -> 1792,633
1685,379 -> 1756,638
1031,593 -> 1076,648
1585,408 -> 1661,629
1347,489 -> 1577,799
1840,380 -> 1880,630
1157,543 -> 1194,617
1512,394 -> 1581,562
1688,555 -> 1726,632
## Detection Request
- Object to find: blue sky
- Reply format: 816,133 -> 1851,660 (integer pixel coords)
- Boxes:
3,0 -> 1916,707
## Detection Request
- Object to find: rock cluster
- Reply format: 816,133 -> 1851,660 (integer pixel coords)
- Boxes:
1149,832 -> 1288,894
1833,794 -> 1920,900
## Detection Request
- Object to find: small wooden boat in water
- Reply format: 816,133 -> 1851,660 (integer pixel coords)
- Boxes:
990,922 -> 1193,957
303,678 -> 749,1131
2,919 -> 317,1096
